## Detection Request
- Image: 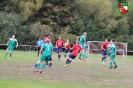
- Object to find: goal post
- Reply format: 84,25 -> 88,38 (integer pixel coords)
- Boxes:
86,41 -> 127,58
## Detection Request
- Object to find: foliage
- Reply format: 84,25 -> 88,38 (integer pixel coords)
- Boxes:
0,0 -> 133,50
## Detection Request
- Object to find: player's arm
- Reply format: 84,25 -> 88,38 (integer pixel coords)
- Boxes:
101,43 -> 105,51
71,45 -> 75,50
39,47 -> 43,53
7,41 -> 9,45
56,41 -> 58,48
16,40 -> 18,48
101,45 -> 105,50
115,46 -> 117,55
76,36 -> 80,41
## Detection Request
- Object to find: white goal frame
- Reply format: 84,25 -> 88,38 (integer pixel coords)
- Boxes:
86,41 -> 127,58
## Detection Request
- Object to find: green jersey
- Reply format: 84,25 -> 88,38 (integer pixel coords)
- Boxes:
79,35 -> 86,49
79,35 -> 86,45
9,38 -> 18,46
109,44 -> 117,55
42,43 -> 53,55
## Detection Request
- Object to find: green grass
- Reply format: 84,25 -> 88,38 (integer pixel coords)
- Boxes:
0,50 -> 133,88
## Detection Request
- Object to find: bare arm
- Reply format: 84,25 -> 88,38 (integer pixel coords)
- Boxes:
7,41 -> 9,45
39,47 -> 43,53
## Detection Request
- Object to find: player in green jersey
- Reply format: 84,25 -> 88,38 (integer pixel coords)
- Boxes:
108,39 -> 117,69
4,35 -> 18,59
77,32 -> 87,62
34,40 -> 53,73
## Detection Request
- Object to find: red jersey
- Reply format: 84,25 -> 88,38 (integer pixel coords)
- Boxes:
71,44 -> 82,56
56,40 -> 64,48
65,42 -> 70,49
102,42 -> 108,50
44,37 -> 50,43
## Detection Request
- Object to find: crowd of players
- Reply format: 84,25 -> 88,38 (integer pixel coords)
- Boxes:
3,32 -> 117,73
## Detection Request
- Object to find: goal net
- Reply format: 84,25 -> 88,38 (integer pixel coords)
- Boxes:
86,41 -> 127,58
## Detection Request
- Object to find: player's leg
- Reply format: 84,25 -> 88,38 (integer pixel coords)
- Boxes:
109,59 -> 113,69
34,59 -> 41,72
112,55 -> 117,69
78,52 -> 82,60
81,49 -> 86,62
58,48 -> 62,61
9,46 -> 14,58
34,55 -> 45,72
64,49 -> 67,59
49,57 -> 53,68
65,50 -> 70,60
64,54 -> 71,66
78,45 -> 82,60
109,55 -> 116,69
40,55 -> 51,73
101,50 -> 105,62
4,46 -> 10,57
64,54 -> 76,66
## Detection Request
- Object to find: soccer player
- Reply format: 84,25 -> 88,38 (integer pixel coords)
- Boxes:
44,34 -> 51,43
4,35 -> 18,59
56,37 -> 64,61
34,40 -> 53,73
64,39 -> 71,60
37,37 -> 43,56
108,39 -> 117,69
63,41 -> 82,66
77,32 -> 87,62
101,39 -> 108,63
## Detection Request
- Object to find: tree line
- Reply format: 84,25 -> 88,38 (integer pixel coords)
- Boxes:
0,0 -> 133,50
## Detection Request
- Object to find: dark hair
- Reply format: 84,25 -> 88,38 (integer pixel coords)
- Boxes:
45,34 -> 50,37
111,39 -> 114,43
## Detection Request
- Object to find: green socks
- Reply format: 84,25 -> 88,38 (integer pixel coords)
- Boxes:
103,58 -> 106,62
113,61 -> 117,66
42,63 -> 46,70
5,52 -> 8,56
110,61 -> 112,67
36,63 -> 40,70
81,54 -> 85,60
79,53 -> 82,58
10,54 -> 12,57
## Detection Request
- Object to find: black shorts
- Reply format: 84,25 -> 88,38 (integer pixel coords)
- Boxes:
69,54 -> 76,59
38,46 -> 41,51
102,50 -> 107,56
64,49 -> 70,53
49,57 -> 52,61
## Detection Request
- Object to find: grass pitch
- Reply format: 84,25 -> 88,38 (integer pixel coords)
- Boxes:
0,50 -> 133,88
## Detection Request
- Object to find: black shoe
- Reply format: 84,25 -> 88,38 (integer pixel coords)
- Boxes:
110,66 -> 113,69
114,66 -> 117,69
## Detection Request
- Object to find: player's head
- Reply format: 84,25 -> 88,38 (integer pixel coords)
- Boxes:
59,37 -> 61,40
12,35 -> 15,39
83,32 -> 87,37
45,39 -> 50,44
39,37 -> 41,40
110,39 -> 114,44
105,39 -> 108,42
66,39 -> 69,42
45,34 -> 50,37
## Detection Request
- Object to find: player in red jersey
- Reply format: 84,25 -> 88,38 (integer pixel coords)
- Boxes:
63,41 -> 82,66
44,34 -> 51,43
101,39 -> 108,63
64,39 -> 71,60
56,37 -> 64,61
